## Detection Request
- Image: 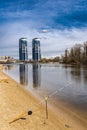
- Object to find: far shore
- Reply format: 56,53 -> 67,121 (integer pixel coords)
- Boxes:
0,64 -> 87,130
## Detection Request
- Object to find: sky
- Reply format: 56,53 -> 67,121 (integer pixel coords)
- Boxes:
0,0 -> 87,59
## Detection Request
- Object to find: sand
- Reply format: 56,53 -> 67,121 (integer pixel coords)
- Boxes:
0,64 -> 87,130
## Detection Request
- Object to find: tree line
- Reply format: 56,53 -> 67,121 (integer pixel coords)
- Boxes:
62,41 -> 87,64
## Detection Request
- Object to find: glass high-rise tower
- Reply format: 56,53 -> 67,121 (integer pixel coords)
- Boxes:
32,38 -> 41,61
19,38 -> 28,61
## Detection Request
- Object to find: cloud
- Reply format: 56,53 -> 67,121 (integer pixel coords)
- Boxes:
0,0 -> 87,29
40,28 -> 87,57
0,0 -> 87,58
39,29 -> 50,33
0,21 -> 87,58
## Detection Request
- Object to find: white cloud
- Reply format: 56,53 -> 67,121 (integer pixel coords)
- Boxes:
40,28 -> 87,57
0,21 -> 87,59
39,29 -> 49,33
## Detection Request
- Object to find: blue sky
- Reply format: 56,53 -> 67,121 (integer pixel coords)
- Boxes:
0,0 -> 87,58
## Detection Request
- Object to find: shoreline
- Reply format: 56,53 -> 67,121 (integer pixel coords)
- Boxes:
0,65 -> 87,130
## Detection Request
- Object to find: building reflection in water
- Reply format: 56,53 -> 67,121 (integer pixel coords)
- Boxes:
32,64 -> 41,88
19,64 -> 28,86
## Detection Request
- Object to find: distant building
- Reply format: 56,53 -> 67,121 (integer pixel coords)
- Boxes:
32,38 -> 41,61
0,56 -> 14,63
19,38 -> 28,60
0,56 -> 13,60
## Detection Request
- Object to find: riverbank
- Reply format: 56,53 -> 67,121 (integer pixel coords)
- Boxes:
0,65 -> 87,130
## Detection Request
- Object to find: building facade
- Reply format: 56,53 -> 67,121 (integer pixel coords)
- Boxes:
19,38 -> 28,60
32,38 -> 41,61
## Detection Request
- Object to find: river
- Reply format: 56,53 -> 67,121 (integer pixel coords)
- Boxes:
3,63 -> 87,121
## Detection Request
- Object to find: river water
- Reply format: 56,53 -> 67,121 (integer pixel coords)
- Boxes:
3,63 -> 87,120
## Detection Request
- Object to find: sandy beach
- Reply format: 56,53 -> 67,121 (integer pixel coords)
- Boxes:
0,65 -> 87,130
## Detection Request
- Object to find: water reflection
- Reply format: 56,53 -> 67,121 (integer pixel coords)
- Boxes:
63,65 -> 82,83
4,64 -> 14,70
82,66 -> 87,84
19,64 -> 28,86
70,67 -> 81,83
32,64 -> 41,88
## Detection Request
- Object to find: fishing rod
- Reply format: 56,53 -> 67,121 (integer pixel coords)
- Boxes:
9,82 -> 72,124
9,90 -> 58,124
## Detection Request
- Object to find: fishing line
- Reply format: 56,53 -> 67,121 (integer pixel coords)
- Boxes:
9,82 -> 72,124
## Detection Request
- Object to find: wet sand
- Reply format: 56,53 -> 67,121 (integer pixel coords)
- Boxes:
0,65 -> 87,130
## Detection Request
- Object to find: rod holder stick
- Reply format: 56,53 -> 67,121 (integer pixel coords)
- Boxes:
45,97 -> 48,119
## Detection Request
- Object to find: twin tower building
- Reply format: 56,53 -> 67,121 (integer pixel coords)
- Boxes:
19,38 -> 41,61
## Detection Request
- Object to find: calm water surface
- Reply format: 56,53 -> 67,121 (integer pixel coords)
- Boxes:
3,63 -> 87,117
